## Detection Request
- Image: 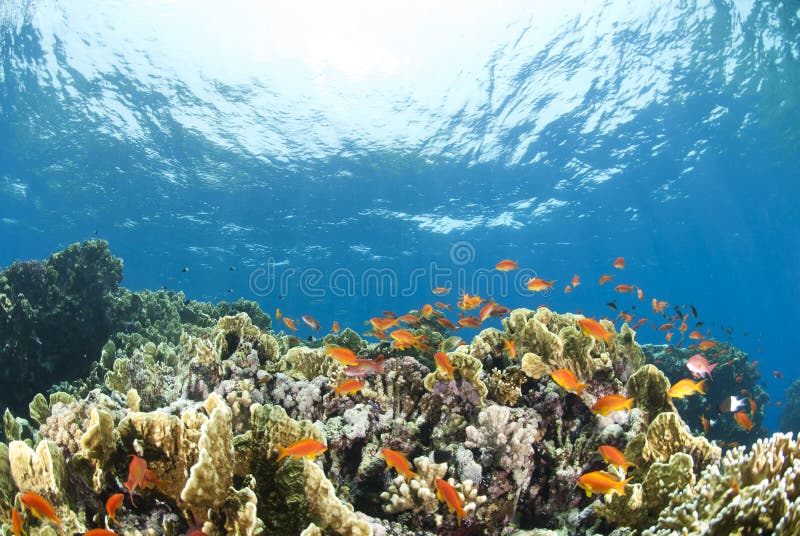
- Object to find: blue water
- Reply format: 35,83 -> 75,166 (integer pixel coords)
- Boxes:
1,0 -> 798,428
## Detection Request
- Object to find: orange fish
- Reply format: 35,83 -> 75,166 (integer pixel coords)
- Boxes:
613,257 -> 625,269
20,492 -> 60,526
332,321 -> 339,334
10,508 -> 23,536
396,314 -> 421,326
435,301 -> 452,310
141,469 -> 168,490
370,317 -> 400,331
598,274 -> 613,285
734,411 -> 753,432
434,351 -> 455,376
106,492 -> 124,523
437,317 -> 456,331
577,317 -> 614,345
591,394 -> 634,416
283,317 -> 298,332
652,298 -> 668,314
565,284 -> 573,293
577,471 -> 629,497
572,274 -> 581,287
421,304 -> 435,319
85,530 -> 118,536
124,454 -> 148,506
598,445 -> 635,474
679,321 -> 688,334
632,318 -> 648,330
698,340 -> 717,351
667,378 -> 707,398
636,288 -> 643,300
275,308 -> 282,321
276,438 -> 328,461
380,448 -> 419,480
432,287 -> 450,295
688,330 -> 704,340
344,356 -> 385,377
435,478 -> 467,525
495,259 -> 518,271
665,332 -> 673,342
527,278 -> 556,291
551,369 -> 588,395
658,323 -> 674,331
458,293 -> 483,310
504,339 -> 517,360
479,301 -> 497,322
614,284 -> 634,293
334,378 -> 365,395
701,414 -> 711,435
617,312 -> 633,322
457,316 -> 482,328
325,345 -> 359,366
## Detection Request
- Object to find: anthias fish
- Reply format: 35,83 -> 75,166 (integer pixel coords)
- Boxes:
381,448 -> 419,480
20,492 -> 61,525
667,378 -> 707,398
551,369 -> 588,395
276,438 -> 328,461
577,471 -> 629,497
592,394 -> 634,416
435,478 -> 467,525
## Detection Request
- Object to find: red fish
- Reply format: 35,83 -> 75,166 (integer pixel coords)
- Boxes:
344,356 -> 385,377
124,454 -> 148,506
652,298 -> 668,314
571,274 -> 581,287
276,439 -> 327,461
301,315 -> 320,332
421,304 -> 435,319
10,508 -> 23,536
688,330 -> 704,340
527,278 -> 556,292
435,301 -> 452,310
432,287 -> 450,295
686,354 -> 717,379
85,530 -> 119,536
614,284 -> 634,293
591,394 -> 634,416
632,318 -> 648,330
734,411 -> 753,432
106,492 -> 124,523
435,478 -> 467,525
636,288 -> 643,300
332,321 -> 339,334
598,445 -> 635,474
325,345 -> 359,366
551,369 -> 588,395
495,259 -> 518,271
381,448 -> 419,480
283,317 -> 298,332
598,274 -> 614,285
20,492 -> 60,526
334,378 -> 365,395
437,317 -> 456,331
434,351 -> 455,376
504,339 -> 517,360
613,257 -> 625,269
370,317 -> 399,331
577,317 -> 613,344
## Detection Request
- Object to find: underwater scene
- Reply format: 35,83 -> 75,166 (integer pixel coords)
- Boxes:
1,0 -> 799,534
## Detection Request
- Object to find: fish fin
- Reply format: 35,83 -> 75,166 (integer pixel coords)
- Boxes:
697,380 -> 708,395
276,446 -> 288,462
625,398 -> 635,410
407,470 -> 419,480
576,383 -> 589,395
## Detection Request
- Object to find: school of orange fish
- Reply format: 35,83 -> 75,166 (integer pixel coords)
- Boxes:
5,256 -> 769,532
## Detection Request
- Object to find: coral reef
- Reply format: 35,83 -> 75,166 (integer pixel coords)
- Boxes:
779,379 -> 800,433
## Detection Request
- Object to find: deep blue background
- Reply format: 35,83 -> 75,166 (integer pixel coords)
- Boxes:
1,1 -> 798,429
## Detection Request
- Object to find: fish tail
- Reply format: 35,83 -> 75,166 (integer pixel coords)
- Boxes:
614,477 -> 631,496
696,379 -> 708,395
374,355 -> 385,374
603,332 -> 615,345
456,507 -> 466,525
576,383 -> 589,395
276,446 -> 288,462
625,397 -> 635,410
406,470 -> 419,480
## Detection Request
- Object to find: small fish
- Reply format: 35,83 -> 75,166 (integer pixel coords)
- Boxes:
141,468 -> 168,490
658,323 -> 674,331
370,317 -> 400,331
652,298 -> 668,314
577,317 -> 614,345
334,378 -> 365,395
688,330 -> 704,340
718,396 -> 745,414
85,530 -> 119,536
565,284 -> 573,293
733,411 -> 754,432
571,274 -> 581,287
437,317 -> 456,331
613,257 -> 625,269
667,378 -> 707,398
457,316 -> 482,328
577,471 -> 629,497
598,274 -> 614,285
527,278 -> 556,292
665,331 -> 673,342
690,304 -> 698,318
124,454 -> 148,506
20,492 -> 60,525
10,507 -> 23,536
495,259 -> 518,271
325,345 -> 359,366
421,304 -> 435,319
283,317 -> 298,332
637,288 -> 644,300
301,315 -> 320,332
591,394 -> 634,416
181,266 -> 189,273
686,354 -> 717,379
434,351 -> 455,376
106,492 -> 124,523
606,300 -> 618,311
381,448 -> 419,480
432,287 -> 450,295
697,340 -> 718,351
774,370 -> 784,380
551,369 -> 588,395
632,318 -> 648,330
614,284 -> 634,293
504,339 -> 517,360
458,293 -> 483,310
276,438 -> 328,461
332,320 -> 339,334
489,304 -> 510,318
435,301 -> 452,310
435,478 -> 467,525
598,445 -> 635,474
398,314 -> 422,326
701,414 -> 710,435
344,356 -> 385,377
275,308 -> 282,321
479,301 -> 497,322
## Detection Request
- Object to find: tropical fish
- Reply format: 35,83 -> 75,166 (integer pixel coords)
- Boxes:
334,378 -> 365,395
614,284 -> 634,293
432,287 -> 450,295
495,260 -> 518,271
686,354 -> 717,379
571,274 -> 581,287
275,308 -> 282,321
577,471 -> 629,497
437,317 -> 456,331
434,351 -> 455,376
504,339 -> 517,360
489,304 -> 510,318
658,323 -> 674,331
551,369 -> 588,395
613,257 -> 625,269
85,530 -> 119,536
458,293 -> 483,310
141,469 -> 168,490
397,314 -> 421,326
697,340 -> 718,351
774,370 -> 784,380
598,445 -> 635,474
369,317 -> 399,331
637,288 -> 644,300
325,345 -> 359,366
665,331 -> 673,342
331,320 -> 339,334
718,396 -> 745,414
435,301 -> 452,310
734,411 -> 754,432
435,478 -> 467,525
591,394 -> 634,416
381,448 -> 419,480
577,317 -> 614,344
457,316 -> 482,328
283,317 -> 298,332
20,492 -> 60,525
421,304 -> 435,319
301,315 -> 320,332
479,301 -> 497,322
565,284 -> 573,293
688,330 -> 704,340
598,274 -> 614,285
632,318 -> 648,330
700,414 -> 713,435
667,378 -> 707,398
106,492 -> 124,523
652,298 -> 668,314
124,454 -> 148,506
527,278 -> 556,291
344,356 -> 385,377
276,438 -> 328,461
10,507 -> 23,536
617,312 -> 633,322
